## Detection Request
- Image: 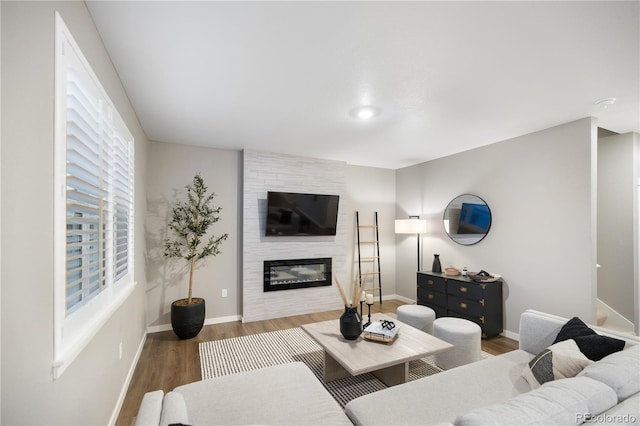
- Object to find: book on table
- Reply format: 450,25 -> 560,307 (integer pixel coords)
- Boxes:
363,321 -> 400,343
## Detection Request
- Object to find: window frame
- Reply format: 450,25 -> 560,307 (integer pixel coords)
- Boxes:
53,12 -> 136,379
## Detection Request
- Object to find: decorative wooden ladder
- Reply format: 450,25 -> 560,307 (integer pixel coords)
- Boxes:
356,211 -> 382,304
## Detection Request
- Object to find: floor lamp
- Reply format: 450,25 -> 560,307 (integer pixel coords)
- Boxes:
395,216 -> 428,271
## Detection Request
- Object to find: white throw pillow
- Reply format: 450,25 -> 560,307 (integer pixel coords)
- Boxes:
523,339 -> 593,389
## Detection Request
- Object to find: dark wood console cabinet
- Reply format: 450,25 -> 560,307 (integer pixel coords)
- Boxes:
417,271 -> 503,338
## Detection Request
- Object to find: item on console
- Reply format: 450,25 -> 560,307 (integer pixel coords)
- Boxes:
444,267 -> 461,276
468,270 -> 501,282
432,254 -> 442,273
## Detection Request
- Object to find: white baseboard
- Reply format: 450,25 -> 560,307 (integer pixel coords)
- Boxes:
391,294 -> 416,304
109,331 -> 147,426
146,323 -> 172,334
204,314 -> 243,326
146,314 -> 242,334
502,329 -> 519,342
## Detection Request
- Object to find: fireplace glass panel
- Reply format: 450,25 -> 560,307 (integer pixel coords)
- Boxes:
264,258 -> 332,292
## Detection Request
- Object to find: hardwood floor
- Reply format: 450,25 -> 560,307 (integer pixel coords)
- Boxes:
116,300 -> 518,425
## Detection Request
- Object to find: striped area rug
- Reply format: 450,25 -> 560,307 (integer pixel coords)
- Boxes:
200,327 -> 456,408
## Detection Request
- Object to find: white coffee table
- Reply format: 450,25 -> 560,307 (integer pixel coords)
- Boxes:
301,313 -> 454,386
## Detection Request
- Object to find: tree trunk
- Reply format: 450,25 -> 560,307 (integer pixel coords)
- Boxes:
188,257 -> 195,304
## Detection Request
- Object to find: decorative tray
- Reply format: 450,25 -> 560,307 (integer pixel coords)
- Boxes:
363,321 -> 399,343
363,331 -> 398,343
468,272 -> 501,282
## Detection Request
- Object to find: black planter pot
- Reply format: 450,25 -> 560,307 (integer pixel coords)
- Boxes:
171,298 -> 206,339
339,306 -> 362,340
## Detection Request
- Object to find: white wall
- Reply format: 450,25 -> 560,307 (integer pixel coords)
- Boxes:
1,2 -> 148,424
396,118 -> 597,335
345,165 -> 397,300
146,142 -> 240,329
598,133 -> 637,322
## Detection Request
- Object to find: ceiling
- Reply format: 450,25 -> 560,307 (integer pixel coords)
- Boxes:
86,1 -> 639,170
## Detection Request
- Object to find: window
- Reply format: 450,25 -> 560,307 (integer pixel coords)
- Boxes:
53,13 -> 135,379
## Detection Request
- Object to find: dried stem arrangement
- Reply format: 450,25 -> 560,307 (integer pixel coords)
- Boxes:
334,275 -> 361,308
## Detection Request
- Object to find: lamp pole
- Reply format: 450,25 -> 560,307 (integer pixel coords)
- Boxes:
409,215 -> 421,271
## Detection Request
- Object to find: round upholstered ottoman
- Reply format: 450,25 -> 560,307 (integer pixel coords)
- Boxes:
433,317 -> 481,370
397,304 -> 436,334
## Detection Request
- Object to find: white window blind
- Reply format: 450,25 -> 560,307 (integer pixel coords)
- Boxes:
54,13 -> 135,379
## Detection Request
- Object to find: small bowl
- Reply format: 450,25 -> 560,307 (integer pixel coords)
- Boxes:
444,267 -> 461,276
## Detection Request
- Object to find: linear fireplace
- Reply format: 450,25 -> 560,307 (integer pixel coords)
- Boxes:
264,258 -> 332,292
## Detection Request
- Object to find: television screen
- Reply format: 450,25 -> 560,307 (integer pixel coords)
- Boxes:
457,202 -> 491,234
265,192 -> 339,236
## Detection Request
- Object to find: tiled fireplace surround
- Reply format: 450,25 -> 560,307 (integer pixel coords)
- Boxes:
242,151 -> 348,322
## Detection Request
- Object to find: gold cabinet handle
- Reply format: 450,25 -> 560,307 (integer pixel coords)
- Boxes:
460,302 -> 467,309
428,294 -> 434,300
427,280 -> 434,285
460,286 -> 467,293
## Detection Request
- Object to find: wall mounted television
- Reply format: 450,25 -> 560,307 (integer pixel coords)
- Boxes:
265,191 -> 339,236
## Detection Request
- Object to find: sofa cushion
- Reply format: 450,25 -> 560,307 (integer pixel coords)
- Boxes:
554,317 -> 625,361
522,339 -> 592,389
135,390 -> 164,426
346,350 -> 534,426
589,393 -> 640,424
578,344 -> 640,401
160,392 -> 189,426
454,377 -> 618,426
174,362 -> 351,425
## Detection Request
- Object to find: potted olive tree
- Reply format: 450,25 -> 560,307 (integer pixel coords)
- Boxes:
164,173 -> 228,339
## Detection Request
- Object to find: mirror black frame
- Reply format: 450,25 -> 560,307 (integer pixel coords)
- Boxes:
443,194 -> 492,246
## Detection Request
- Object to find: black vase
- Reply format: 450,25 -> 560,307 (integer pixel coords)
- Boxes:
171,298 -> 206,339
339,306 -> 362,340
432,254 -> 442,273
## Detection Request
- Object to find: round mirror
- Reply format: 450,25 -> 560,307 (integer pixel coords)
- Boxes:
443,194 -> 492,245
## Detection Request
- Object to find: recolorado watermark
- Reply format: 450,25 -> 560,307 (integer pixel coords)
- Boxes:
577,413 -> 638,424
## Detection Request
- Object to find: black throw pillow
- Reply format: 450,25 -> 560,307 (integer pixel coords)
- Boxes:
554,317 -> 596,340
553,316 -> 625,361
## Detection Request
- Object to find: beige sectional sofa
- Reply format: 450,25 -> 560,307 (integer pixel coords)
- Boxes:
136,309 -> 639,426
345,309 -> 639,425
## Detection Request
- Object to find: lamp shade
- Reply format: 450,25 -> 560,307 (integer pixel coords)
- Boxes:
395,218 -> 428,234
